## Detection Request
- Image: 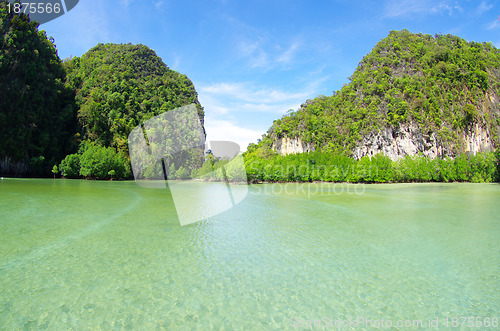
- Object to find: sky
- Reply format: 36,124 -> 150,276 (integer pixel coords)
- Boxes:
41,0 -> 500,151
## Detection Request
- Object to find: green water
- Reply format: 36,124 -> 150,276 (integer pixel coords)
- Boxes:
0,179 -> 499,329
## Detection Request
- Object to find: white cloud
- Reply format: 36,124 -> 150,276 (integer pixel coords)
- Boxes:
199,82 -> 310,105
384,0 -> 429,17
430,4 -> 463,15
197,80 -> 326,149
276,41 -> 301,64
198,94 -> 231,115
120,0 -> 134,8
198,82 -> 308,128
169,53 -> 181,71
238,102 -> 301,113
249,51 -> 269,68
204,119 -> 266,152
384,0 -> 463,18
238,38 -> 302,69
487,19 -> 500,30
477,1 -> 493,15
238,39 -> 269,68
154,1 -> 165,9
239,40 -> 261,57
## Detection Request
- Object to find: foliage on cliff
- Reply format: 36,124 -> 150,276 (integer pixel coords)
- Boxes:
249,30 -> 500,158
0,4 -> 206,179
56,43 -> 206,179
0,1 -> 76,176
64,43 -> 205,155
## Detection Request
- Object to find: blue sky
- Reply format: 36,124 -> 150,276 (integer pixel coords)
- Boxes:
42,0 -> 500,150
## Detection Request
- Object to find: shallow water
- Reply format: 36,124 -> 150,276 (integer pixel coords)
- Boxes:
0,179 -> 499,329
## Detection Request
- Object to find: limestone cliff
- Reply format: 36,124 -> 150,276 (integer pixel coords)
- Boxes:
252,30 -> 500,159
271,137 -> 315,155
352,122 -> 494,160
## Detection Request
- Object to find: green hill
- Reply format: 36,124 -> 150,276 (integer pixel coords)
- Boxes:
64,43 -> 204,154
250,30 -> 500,158
58,43 -> 205,179
0,4 -> 205,178
0,2 -> 75,176
0,2 -> 206,179
245,30 -> 500,183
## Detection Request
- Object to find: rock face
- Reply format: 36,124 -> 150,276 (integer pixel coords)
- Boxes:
272,137 -> 315,155
0,157 -> 29,177
352,122 -> 494,161
271,122 -> 495,160
462,123 -> 495,155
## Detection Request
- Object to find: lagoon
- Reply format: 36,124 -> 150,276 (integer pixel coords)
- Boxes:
0,179 -> 499,329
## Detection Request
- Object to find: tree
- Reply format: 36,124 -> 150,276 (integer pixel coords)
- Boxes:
193,160 -> 214,180
0,2 -> 76,177
108,169 -> 116,180
52,165 -> 58,179
168,163 -> 176,180
175,165 -> 189,180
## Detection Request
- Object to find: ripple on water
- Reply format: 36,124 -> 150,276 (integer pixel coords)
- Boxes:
0,181 -> 499,328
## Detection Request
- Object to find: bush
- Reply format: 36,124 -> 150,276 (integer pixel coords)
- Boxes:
59,154 -> 81,178
225,157 -> 247,182
454,153 -> 470,182
193,160 -> 214,179
242,150 -> 498,183
175,166 -> 190,180
439,157 -> 456,182
78,142 -> 131,179
371,154 -> 393,182
496,149 -> 500,182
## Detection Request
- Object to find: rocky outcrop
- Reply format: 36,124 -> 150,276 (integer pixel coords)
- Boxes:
352,122 -> 494,160
461,123 -> 495,155
272,137 -> 315,155
0,157 -> 29,177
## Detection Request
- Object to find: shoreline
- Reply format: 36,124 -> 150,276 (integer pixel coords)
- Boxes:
249,180 -> 500,185
2,177 -> 498,185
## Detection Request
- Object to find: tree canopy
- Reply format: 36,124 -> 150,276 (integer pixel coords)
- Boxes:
0,1 -> 76,176
64,43 -> 204,155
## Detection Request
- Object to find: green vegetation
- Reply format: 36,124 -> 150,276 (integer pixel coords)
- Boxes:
244,151 -> 499,183
59,141 -> 131,180
64,43 -> 204,156
135,153 -> 245,183
191,156 -> 247,182
51,165 -> 58,179
59,43 -> 204,179
253,30 -> 500,157
2,11 -> 499,185
245,30 -> 500,183
0,1 -> 76,176
58,153 -> 80,178
0,4 -> 205,178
